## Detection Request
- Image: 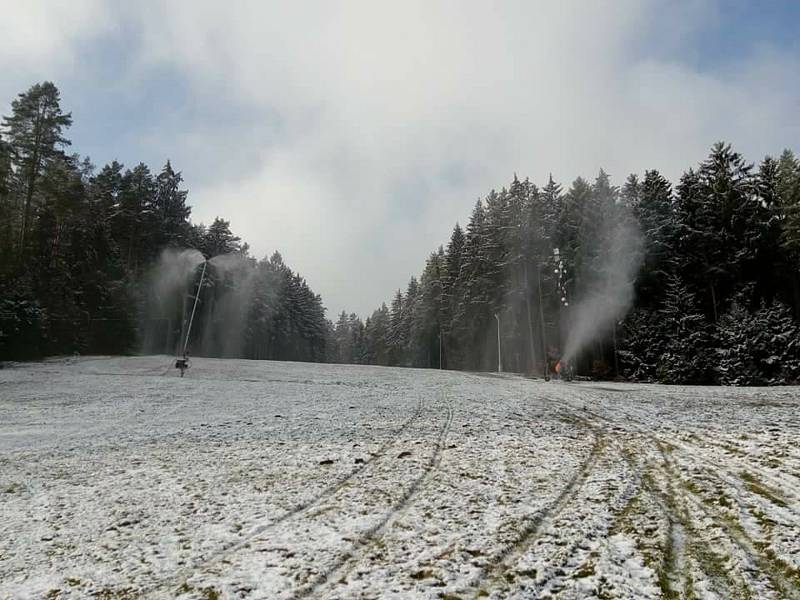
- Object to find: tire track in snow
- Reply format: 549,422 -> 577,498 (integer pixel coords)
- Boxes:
653,441 -> 800,600
579,403 -> 752,597
575,396 -> 800,599
615,437 -> 701,598
591,389 -> 800,513
634,443 -> 770,599
547,391 -> 728,598
592,398 -> 800,531
519,426 -> 642,599
467,408 -> 605,598
569,383 -> 800,513
568,401 -> 747,598
147,396 -> 426,596
293,392 -> 454,600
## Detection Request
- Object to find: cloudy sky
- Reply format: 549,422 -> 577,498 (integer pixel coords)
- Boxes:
2,1 -> 799,316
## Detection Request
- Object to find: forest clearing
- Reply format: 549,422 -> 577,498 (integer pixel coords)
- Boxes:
2,357 -> 799,599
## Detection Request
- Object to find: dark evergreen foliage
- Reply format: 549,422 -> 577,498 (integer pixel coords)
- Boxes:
716,297 -> 800,385
329,145 -> 800,385
3,82 -> 800,384
0,83 -> 328,362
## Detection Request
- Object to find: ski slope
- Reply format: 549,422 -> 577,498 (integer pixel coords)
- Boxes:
2,356 -> 799,599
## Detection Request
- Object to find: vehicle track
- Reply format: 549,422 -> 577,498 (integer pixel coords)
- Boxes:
654,441 -> 800,600
577,396 -> 800,522
616,444 -> 700,598
293,393 -> 454,599
572,395 -> 800,599
633,443 -> 780,599
568,402 -> 745,598
467,408 -> 605,598
522,426 -> 641,598
145,397 -> 426,596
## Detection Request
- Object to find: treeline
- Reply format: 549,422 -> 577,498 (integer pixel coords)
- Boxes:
329,144 -> 800,385
0,82 -> 328,361
4,82 -> 800,383
141,249 -> 328,363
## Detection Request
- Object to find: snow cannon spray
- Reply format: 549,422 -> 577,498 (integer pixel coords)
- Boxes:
560,207 -> 642,373
141,249 -> 205,354
201,253 -> 259,358
176,259 -> 208,377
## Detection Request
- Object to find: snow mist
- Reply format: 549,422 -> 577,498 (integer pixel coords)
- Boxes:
561,213 -> 641,366
199,253 -> 258,357
141,248 -> 205,354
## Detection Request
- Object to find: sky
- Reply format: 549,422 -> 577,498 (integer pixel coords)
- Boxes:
1,1 -> 799,317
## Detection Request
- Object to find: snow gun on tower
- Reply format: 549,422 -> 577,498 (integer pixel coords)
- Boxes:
175,259 -> 208,377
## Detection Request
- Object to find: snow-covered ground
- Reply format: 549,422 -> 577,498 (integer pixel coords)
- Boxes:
2,357 -> 799,599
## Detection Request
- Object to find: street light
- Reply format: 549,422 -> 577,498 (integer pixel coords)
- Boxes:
494,312 -> 502,373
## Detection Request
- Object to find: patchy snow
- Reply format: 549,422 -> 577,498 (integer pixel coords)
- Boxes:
1,357 -> 799,599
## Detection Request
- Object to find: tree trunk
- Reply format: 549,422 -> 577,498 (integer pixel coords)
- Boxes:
18,108 -> 44,259
536,264 -> 549,378
792,270 -> 800,320
524,263 -> 538,374
709,282 -> 718,323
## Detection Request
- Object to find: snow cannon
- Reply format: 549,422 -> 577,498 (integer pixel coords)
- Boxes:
175,258 -> 208,378
175,354 -> 190,377
555,359 -> 574,382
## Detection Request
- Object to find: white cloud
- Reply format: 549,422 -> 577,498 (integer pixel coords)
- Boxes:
2,1 -> 799,316
0,1 -> 114,103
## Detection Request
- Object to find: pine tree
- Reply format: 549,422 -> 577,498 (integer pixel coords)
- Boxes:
364,303 -> 390,365
716,296 -> 800,385
775,150 -> 800,317
333,310 -> 352,363
153,161 -> 192,247
387,290 -> 405,365
632,170 -> 675,308
452,200 -> 493,369
618,308 -> 661,381
200,217 -> 242,258
440,224 -> 465,366
777,150 -> 800,257
674,143 -> 760,322
348,313 -> 366,364
115,163 -> 156,273
410,251 -> 444,367
1,82 -> 72,257
656,276 -> 713,384
0,135 -> 13,268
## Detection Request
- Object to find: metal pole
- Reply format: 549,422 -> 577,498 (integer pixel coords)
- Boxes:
183,260 -> 207,356
439,330 -> 443,370
495,312 -> 502,373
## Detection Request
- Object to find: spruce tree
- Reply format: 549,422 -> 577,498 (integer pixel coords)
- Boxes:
153,161 -> 192,247
656,276 -> 713,384
716,297 -> 800,385
2,82 -> 72,257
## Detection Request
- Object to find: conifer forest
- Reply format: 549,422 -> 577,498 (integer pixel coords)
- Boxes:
5,7 -> 800,598
2,82 -> 800,385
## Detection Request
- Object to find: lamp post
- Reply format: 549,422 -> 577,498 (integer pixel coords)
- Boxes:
494,312 -> 502,373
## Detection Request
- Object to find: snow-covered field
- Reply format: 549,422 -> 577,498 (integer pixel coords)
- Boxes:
2,357 -> 800,599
